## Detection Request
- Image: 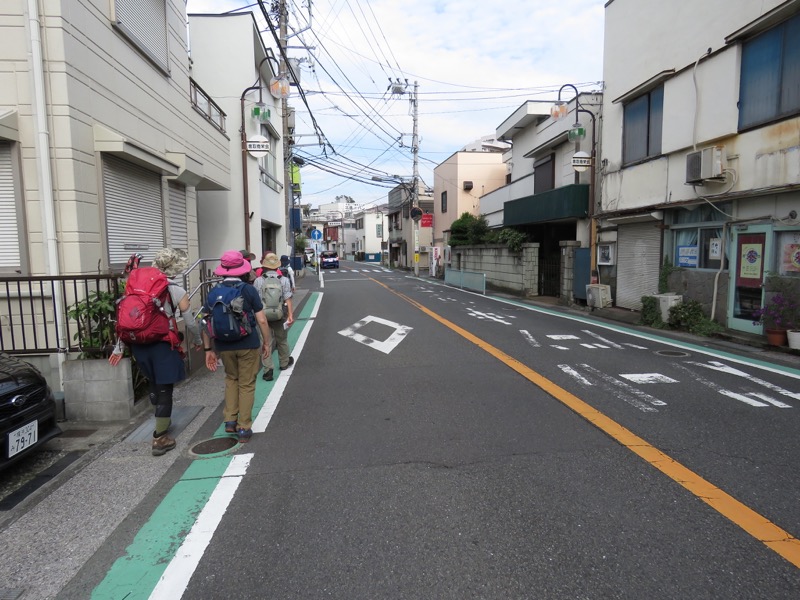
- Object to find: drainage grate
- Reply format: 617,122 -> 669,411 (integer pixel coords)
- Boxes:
655,350 -> 691,357
190,437 -> 238,456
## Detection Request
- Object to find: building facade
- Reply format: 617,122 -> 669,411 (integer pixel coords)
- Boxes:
600,0 -> 800,334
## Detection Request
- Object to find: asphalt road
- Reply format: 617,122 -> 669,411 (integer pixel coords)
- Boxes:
16,261 -> 800,598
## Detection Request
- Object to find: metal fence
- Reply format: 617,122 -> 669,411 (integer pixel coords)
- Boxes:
444,269 -> 486,294
0,274 -> 122,355
538,256 -> 561,297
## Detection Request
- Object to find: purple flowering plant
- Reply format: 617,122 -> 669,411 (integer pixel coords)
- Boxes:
752,292 -> 800,330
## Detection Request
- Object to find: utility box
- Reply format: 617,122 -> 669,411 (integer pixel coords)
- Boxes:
653,293 -> 682,321
586,284 -> 612,308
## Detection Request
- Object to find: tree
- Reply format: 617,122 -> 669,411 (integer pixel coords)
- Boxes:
336,195 -> 354,204
448,212 -> 489,246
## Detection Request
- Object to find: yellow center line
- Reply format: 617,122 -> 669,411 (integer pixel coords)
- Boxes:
373,278 -> 800,569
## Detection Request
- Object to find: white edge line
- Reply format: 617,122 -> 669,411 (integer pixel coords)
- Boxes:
149,454 -> 254,600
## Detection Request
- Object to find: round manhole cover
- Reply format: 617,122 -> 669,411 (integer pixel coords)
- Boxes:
190,437 -> 238,457
655,350 -> 691,357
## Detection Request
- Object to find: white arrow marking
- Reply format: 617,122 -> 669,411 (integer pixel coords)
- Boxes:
674,364 -> 768,407
548,334 -> 579,340
578,364 -> 659,412
687,361 -> 800,401
466,309 -> 511,324
582,330 -> 625,349
558,364 -> 593,386
620,373 -> 678,384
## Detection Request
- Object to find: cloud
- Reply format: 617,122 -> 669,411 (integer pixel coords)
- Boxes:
186,0 -> 606,206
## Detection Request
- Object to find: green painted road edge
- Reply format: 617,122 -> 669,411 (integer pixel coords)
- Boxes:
91,292 -> 322,599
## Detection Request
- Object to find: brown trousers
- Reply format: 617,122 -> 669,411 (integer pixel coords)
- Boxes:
219,348 -> 261,429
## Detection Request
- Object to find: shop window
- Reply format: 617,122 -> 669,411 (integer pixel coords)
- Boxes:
670,204 -> 731,270
739,12 -> 800,130
622,86 -> 663,165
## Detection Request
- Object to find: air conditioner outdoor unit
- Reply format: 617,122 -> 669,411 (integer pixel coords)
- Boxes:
586,284 -> 612,308
685,145 -> 725,184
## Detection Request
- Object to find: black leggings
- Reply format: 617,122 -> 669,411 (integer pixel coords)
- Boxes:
148,382 -> 174,419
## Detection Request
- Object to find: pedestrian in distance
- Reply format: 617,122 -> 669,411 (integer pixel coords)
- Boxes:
200,250 -> 272,443
279,254 -> 296,292
254,252 -> 295,381
109,248 -> 202,456
239,249 -> 257,282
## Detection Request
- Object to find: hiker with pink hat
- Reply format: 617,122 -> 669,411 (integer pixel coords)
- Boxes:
198,250 -> 272,443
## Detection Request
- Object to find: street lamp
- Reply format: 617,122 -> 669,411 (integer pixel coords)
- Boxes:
551,84 -> 598,278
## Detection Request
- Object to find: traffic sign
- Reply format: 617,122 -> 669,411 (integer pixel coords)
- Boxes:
310,229 -> 322,241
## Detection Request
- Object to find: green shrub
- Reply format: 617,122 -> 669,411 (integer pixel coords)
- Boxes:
667,299 -> 724,336
658,256 -> 677,294
640,296 -> 665,328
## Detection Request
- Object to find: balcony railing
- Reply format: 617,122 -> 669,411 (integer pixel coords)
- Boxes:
190,78 -> 227,134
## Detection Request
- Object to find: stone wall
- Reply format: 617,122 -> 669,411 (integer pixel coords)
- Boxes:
667,268 -> 730,323
448,243 -> 541,296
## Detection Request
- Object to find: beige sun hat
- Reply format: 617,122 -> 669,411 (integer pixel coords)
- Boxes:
261,252 -> 281,270
153,248 -> 189,278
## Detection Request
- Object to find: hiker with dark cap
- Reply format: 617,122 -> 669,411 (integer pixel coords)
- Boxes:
254,252 -> 294,381
199,250 -> 272,443
279,254 -> 296,292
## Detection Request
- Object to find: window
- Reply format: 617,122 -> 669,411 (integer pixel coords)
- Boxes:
533,154 -> 555,194
441,191 -> 447,213
739,12 -> 800,130
622,85 -> 663,164
113,0 -> 169,73
670,203 -> 731,270
259,125 -> 280,192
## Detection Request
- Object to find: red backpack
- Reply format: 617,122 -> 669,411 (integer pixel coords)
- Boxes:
116,266 -> 182,351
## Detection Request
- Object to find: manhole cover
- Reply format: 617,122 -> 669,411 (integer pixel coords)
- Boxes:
190,437 -> 238,456
655,350 -> 691,357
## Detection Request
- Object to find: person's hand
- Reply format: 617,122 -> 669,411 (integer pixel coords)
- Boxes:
108,352 -> 123,367
205,350 -> 218,372
191,343 -> 204,352
286,314 -> 294,326
261,341 -> 271,360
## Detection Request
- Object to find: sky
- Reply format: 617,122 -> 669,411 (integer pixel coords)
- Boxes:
185,0 -> 607,209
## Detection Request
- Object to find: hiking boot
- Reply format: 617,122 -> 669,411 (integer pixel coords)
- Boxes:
224,421 -> 238,434
237,428 -> 253,443
262,368 -> 274,381
280,356 -> 294,370
152,432 -> 176,456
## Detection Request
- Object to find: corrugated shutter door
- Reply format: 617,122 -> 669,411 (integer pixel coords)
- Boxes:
616,222 -> 662,310
168,181 -> 188,251
114,0 -> 168,70
104,155 -> 164,264
0,142 -> 20,269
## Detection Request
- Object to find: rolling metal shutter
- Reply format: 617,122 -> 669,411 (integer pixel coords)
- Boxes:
0,142 -> 20,269
114,0 -> 168,71
616,222 -> 662,310
103,155 -> 164,265
168,181 -> 188,251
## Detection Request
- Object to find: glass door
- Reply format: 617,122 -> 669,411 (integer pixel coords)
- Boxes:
727,225 -> 773,334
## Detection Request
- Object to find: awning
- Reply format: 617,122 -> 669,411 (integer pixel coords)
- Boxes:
503,184 -> 589,226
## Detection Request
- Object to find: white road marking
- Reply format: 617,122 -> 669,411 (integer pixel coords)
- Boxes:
550,345 -> 570,351
622,342 -> 649,349
747,393 -> 792,409
688,361 -> 800,401
466,309 -> 511,324
580,364 -> 664,410
338,315 -> 413,354
149,453 -> 253,599
673,364 -> 768,407
558,364 -> 593,385
548,334 -> 579,340
620,373 -> 678,384
520,329 -> 540,347
582,330 -> 625,349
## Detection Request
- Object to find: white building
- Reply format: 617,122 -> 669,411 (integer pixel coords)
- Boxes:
600,0 -> 800,335
0,0 -> 230,276
188,12 -> 288,261
354,205 -> 388,261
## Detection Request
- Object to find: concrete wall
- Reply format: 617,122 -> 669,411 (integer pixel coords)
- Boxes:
448,243 -> 541,297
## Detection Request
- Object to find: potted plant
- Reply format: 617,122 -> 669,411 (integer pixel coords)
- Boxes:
751,283 -> 800,347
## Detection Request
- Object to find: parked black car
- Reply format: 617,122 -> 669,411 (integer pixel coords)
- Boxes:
0,353 -> 61,471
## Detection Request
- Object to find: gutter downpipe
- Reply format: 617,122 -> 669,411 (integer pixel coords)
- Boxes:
26,0 -> 67,380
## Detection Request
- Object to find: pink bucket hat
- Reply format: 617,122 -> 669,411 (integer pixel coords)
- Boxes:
214,250 -> 253,277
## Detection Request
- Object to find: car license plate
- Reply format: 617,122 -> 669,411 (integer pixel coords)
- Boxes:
8,420 -> 38,458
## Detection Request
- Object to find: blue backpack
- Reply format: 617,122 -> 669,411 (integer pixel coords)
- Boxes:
206,282 -> 253,341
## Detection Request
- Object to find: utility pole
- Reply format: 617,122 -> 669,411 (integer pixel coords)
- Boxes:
411,80 -> 419,277
279,0 -> 293,260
